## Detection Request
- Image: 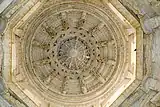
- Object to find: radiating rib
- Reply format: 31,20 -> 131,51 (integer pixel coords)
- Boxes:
79,76 -> 88,94
98,39 -> 114,47
61,76 -> 68,94
33,58 -> 50,66
41,24 -> 56,39
59,12 -> 69,30
89,22 -> 105,34
32,40 -> 50,50
90,68 -> 105,83
69,58 -> 73,69
45,72 -> 58,85
77,12 -> 87,28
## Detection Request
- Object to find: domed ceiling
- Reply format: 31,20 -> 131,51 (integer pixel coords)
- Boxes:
25,1 -> 123,104
2,0 -> 143,107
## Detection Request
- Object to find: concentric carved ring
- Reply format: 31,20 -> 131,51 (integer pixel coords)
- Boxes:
23,1 -> 127,105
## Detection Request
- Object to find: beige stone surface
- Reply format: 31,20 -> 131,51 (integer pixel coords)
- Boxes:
0,0 -> 160,107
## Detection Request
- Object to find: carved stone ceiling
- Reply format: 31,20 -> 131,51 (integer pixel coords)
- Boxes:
2,0 -> 143,107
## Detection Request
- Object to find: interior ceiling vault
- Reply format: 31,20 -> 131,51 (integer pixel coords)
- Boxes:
0,0 -> 160,107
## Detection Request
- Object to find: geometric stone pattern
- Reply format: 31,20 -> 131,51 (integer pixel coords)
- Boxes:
2,0 -> 157,107
21,1 -> 132,106
29,8 -> 118,97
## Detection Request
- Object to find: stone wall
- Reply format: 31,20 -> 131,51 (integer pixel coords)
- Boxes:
0,0 -> 160,107
116,0 -> 160,107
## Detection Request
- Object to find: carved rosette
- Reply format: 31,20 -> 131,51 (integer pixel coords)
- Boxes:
22,1 -> 128,106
